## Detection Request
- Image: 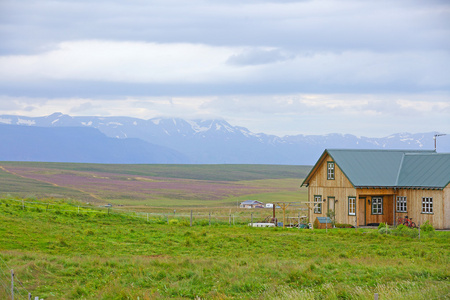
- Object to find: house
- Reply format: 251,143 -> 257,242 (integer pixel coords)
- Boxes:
301,149 -> 450,229
240,200 -> 264,208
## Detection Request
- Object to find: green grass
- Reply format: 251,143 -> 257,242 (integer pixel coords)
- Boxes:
1,198 -> 449,299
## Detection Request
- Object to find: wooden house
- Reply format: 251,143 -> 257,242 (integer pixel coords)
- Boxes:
301,149 -> 450,229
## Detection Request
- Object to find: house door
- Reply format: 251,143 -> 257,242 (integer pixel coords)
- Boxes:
358,197 -> 366,226
327,196 -> 335,219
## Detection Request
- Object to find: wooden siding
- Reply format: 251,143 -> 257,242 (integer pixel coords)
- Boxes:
444,186 -> 450,229
307,153 -> 357,226
394,188 -> 446,229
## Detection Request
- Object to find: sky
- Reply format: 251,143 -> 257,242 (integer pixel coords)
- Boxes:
0,0 -> 449,137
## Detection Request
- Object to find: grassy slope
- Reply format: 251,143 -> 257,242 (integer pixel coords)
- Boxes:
0,200 -> 449,299
0,162 -> 312,181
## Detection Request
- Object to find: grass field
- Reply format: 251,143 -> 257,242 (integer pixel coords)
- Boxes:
1,198 -> 449,299
0,162 -> 310,208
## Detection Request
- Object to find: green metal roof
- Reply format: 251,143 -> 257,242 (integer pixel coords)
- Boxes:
302,149 -> 450,189
397,153 -> 450,188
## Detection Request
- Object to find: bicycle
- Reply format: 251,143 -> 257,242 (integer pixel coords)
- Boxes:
397,215 -> 417,228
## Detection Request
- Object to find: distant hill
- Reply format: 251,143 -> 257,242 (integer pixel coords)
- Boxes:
0,113 -> 448,164
0,124 -> 187,164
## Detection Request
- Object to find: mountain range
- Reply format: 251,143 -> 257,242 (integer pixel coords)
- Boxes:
0,112 -> 448,165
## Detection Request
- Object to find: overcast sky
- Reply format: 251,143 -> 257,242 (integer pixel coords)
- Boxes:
0,0 -> 449,137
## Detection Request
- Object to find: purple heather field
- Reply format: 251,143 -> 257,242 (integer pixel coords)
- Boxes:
5,167 -> 290,201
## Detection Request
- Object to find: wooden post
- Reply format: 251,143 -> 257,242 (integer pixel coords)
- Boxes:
229,213 -> 231,225
418,222 -> 420,240
190,210 -> 193,227
298,213 -> 300,230
22,199 -> 24,210
11,269 -> 14,300
233,214 -> 235,225
28,292 -> 31,300
273,204 -> 276,226
251,213 -> 253,227
147,213 -> 149,222
209,212 -> 211,226
374,293 -> 378,300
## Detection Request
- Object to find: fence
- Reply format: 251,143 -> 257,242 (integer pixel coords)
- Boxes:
0,257 -> 43,300
0,198 -> 309,228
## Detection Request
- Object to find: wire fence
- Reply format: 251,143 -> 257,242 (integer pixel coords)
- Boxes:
0,198 -> 309,227
0,256 -> 43,300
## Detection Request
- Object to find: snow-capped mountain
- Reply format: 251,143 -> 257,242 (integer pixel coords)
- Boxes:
0,113 -> 448,165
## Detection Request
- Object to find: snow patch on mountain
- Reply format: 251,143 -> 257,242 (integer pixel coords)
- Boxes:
17,119 -> 35,126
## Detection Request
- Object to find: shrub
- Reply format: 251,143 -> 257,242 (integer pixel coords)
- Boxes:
378,222 -> 386,230
393,225 -> 418,238
420,220 -> 435,232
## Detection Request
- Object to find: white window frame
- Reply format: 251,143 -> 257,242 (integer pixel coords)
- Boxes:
348,197 -> 356,216
396,196 -> 407,213
371,197 -> 383,215
327,162 -> 335,180
422,197 -> 433,214
314,195 -> 322,214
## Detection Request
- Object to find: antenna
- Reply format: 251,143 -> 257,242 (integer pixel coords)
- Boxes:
434,133 -> 447,151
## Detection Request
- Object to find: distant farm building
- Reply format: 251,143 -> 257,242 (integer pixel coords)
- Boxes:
302,149 -> 450,229
240,200 -> 264,208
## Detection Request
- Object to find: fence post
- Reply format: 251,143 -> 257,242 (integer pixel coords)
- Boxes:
418,222 -> 420,240
108,207 -> 110,215
374,293 -> 378,300
22,199 -> 24,210
78,206 -> 80,214
229,213 -> 231,225
251,213 -> 253,227
11,269 -> 14,300
28,293 -> 31,300
167,215 -> 169,225
209,212 -> 211,226
147,213 -> 149,222
190,210 -> 193,227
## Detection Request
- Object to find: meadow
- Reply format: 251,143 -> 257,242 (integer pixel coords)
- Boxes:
0,198 -> 449,299
0,162 -> 310,209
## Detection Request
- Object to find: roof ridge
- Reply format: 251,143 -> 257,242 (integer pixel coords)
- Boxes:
395,153 -> 405,186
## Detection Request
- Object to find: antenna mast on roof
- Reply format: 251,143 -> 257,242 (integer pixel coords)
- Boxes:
434,133 -> 447,151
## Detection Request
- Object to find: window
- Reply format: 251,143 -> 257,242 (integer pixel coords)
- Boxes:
314,195 -> 322,214
348,197 -> 356,215
396,196 -> 407,213
371,197 -> 383,215
327,162 -> 335,180
422,197 -> 433,214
